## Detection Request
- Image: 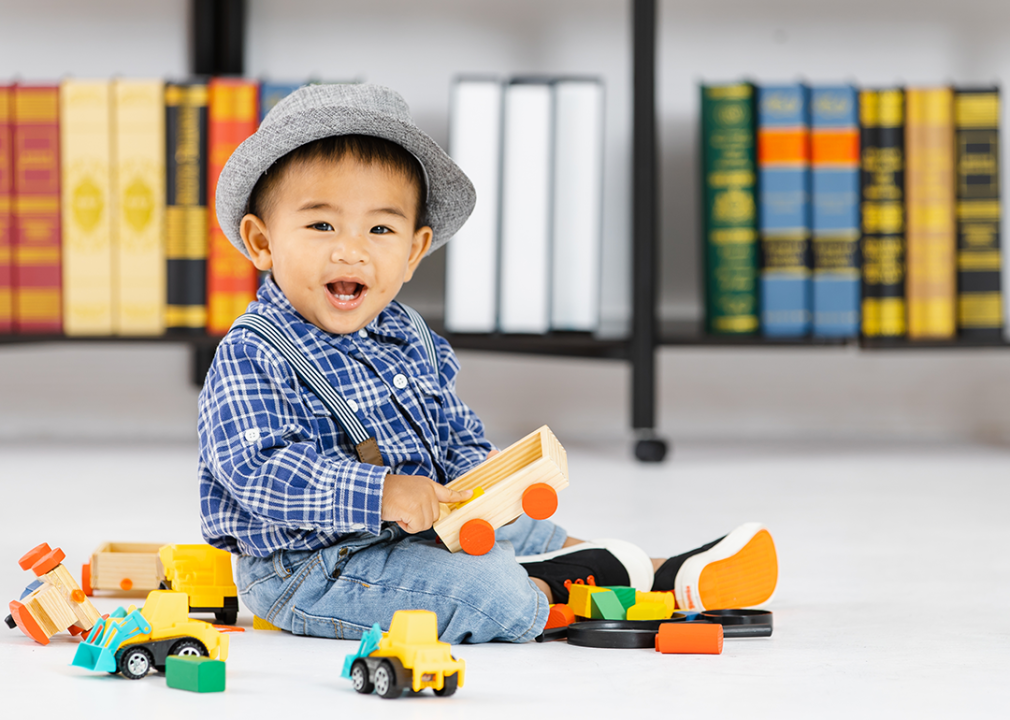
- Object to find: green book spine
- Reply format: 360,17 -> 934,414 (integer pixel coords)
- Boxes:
700,83 -> 758,334
954,87 -> 1003,338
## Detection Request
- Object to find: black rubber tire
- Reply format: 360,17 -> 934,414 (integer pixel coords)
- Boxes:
214,610 -> 239,625
169,637 -> 208,659
635,438 -> 668,463
374,660 -> 401,699
4,614 -> 15,629
434,672 -> 458,697
118,646 -> 154,679
350,659 -> 374,694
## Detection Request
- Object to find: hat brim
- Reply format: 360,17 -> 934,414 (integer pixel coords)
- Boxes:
215,85 -> 475,259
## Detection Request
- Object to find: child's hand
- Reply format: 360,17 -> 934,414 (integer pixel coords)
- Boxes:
381,474 -> 473,534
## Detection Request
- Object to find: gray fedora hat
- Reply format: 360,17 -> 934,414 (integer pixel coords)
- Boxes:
215,83 -> 475,257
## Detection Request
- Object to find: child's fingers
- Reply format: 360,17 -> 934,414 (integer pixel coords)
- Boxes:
433,484 -> 473,504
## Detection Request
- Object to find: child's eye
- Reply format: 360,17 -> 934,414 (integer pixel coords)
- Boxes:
371,225 -> 392,235
309,222 -> 333,232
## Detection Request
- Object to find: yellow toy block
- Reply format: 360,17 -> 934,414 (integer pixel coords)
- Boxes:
636,591 -> 675,616
567,584 -> 609,618
627,601 -> 671,621
253,616 -> 282,631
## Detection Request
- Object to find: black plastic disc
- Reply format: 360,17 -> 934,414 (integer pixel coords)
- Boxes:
699,609 -> 772,626
567,615 -> 686,648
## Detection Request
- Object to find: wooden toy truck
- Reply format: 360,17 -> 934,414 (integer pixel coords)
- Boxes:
81,542 -> 165,595
433,425 -> 569,555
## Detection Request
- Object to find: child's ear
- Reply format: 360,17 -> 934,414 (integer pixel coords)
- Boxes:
241,214 -> 273,271
403,226 -> 433,282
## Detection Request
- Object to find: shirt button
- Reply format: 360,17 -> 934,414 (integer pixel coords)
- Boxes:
357,329 -> 368,338
244,428 -> 261,443
393,373 -> 408,389
346,399 -> 359,412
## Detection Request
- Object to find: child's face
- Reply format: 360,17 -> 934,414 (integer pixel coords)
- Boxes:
240,156 -> 432,335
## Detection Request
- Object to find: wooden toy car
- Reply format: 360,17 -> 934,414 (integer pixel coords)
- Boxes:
81,542 -> 165,595
433,425 -> 569,555
341,610 -> 464,698
7,542 -> 101,645
72,590 -> 229,680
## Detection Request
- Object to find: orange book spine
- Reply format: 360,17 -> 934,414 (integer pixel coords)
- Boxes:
905,88 -> 956,339
0,86 -> 12,333
206,78 -> 259,336
13,85 -> 62,334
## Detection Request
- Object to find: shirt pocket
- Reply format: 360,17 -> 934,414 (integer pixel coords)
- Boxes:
299,383 -> 392,425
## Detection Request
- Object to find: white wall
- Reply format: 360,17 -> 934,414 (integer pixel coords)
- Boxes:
0,0 -> 1008,447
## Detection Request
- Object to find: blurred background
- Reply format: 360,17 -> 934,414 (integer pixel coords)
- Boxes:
1,0 -> 1008,450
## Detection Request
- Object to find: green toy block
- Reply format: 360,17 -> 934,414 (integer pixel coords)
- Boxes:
165,655 -> 226,693
601,586 -> 637,610
590,590 -> 626,620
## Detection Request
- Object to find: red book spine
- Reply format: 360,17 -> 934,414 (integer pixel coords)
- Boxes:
13,85 -> 61,334
0,86 -> 12,333
206,78 -> 260,336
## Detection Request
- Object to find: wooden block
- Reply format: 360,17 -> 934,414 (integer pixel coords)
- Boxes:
568,584 -> 609,618
165,655 -> 226,692
433,426 -> 568,553
656,622 -> 723,654
253,616 -> 282,631
90,542 -> 165,593
590,590 -> 627,620
636,591 -> 675,616
627,601 -> 671,621
601,586 -> 637,610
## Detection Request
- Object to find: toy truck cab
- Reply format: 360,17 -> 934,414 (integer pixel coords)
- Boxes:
72,590 -> 229,680
159,544 -> 239,624
343,610 -> 465,699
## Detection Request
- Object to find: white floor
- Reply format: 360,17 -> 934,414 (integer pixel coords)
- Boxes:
2,437 -> 1008,718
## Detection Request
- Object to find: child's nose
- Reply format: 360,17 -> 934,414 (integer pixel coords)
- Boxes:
330,232 -> 368,264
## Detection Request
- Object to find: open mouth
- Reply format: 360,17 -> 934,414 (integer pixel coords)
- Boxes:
327,280 -> 365,302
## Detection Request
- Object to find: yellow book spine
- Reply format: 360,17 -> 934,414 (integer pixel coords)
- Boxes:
60,79 -> 114,336
113,79 -> 166,336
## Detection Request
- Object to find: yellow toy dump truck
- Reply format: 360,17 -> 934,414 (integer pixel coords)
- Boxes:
72,590 -> 229,680
159,544 -> 239,625
341,610 -> 465,699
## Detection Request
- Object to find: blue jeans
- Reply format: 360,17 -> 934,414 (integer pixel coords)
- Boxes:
236,515 -> 567,644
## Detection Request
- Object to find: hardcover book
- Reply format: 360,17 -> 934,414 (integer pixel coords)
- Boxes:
445,77 -> 503,334
259,81 -> 302,123
700,83 -> 759,335
906,87 -> 956,339
810,85 -> 861,338
757,83 -> 810,336
860,88 -> 906,338
954,87 -> 1003,339
60,78 -> 114,336
113,79 -> 166,336
206,78 -> 259,336
12,85 -> 62,334
498,79 -> 553,334
0,85 -> 11,333
165,81 -> 209,334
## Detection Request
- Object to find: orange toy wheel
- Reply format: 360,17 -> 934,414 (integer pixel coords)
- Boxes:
30,547 -> 66,577
458,519 -> 495,555
81,563 -> 93,596
18,543 -> 52,572
9,601 -> 49,645
522,483 -> 558,520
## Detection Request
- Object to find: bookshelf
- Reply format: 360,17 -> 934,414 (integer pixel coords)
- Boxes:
3,0 -> 1008,461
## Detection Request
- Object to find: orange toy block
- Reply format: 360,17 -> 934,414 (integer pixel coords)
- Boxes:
626,601 -> 670,621
545,604 -> 576,629
656,622 -> 724,654
568,584 -> 609,618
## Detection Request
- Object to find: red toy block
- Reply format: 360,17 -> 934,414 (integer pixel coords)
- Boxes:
545,604 -> 575,629
655,622 -> 723,655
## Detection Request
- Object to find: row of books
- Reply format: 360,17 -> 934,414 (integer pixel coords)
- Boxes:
444,76 -> 604,335
701,81 -> 1004,340
0,77 -> 306,337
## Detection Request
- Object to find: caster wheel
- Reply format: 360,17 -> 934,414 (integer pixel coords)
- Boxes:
634,438 -> 668,463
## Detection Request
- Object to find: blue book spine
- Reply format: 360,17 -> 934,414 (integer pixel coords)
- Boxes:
259,82 -> 304,123
757,84 -> 811,336
811,85 -> 861,337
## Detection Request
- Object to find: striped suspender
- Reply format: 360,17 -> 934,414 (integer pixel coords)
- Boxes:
231,306 -> 438,466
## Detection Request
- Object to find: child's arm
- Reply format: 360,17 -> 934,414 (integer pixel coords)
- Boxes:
382,474 -> 472,533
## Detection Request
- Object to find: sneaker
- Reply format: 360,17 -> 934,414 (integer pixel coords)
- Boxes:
517,539 -> 654,605
673,522 -> 778,611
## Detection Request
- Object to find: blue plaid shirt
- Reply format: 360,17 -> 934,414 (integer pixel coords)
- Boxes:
198,278 -> 494,557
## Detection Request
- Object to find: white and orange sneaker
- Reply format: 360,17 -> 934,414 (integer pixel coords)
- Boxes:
673,523 -> 778,612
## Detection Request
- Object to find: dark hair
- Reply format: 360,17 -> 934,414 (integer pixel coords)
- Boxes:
246,134 -> 428,229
